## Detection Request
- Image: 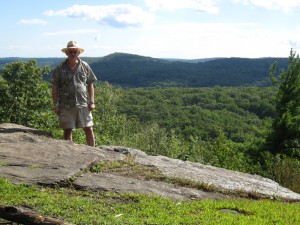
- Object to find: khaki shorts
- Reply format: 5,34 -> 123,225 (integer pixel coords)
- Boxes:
59,107 -> 93,129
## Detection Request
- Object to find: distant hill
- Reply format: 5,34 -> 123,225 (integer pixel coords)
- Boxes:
89,53 -> 288,87
0,53 -> 288,87
0,57 -> 63,68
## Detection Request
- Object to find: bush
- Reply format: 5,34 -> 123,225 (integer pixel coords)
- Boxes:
0,60 -> 52,127
274,154 -> 300,193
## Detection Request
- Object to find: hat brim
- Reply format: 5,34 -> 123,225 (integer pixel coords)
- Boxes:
61,47 -> 84,54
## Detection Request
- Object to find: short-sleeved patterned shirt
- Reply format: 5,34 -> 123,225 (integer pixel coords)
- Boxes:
50,59 -> 97,109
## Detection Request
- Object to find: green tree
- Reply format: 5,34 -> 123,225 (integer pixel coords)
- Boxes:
206,130 -> 248,171
269,49 -> 300,157
0,60 -> 52,127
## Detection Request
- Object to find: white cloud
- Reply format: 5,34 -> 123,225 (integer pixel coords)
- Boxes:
18,19 -> 47,25
42,29 -> 98,36
235,0 -> 300,13
120,22 -> 292,58
44,4 -> 155,27
144,0 -> 219,14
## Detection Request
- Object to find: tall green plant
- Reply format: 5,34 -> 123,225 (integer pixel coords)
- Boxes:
0,60 -> 52,127
269,50 -> 300,157
93,82 -> 140,145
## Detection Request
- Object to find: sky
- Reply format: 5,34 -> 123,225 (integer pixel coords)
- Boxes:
2,0 -> 300,59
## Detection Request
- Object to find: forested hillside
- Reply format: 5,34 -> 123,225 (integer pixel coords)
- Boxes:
91,53 -> 289,87
0,53 -> 288,87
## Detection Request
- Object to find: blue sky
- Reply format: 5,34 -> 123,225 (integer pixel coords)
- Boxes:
2,0 -> 300,59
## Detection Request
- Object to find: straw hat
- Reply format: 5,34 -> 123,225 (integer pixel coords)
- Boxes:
61,41 -> 84,53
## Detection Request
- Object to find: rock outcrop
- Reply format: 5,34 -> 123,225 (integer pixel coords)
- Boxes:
0,123 -> 300,201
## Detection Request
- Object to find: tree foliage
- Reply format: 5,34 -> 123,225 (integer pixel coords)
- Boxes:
0,60 -> 52,127
269,50 -> 300,157
116,86 -> 275,145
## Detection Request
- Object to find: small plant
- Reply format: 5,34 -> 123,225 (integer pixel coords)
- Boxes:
90,160 -> 122,173
30,164 -> 42,169
123,154 -> 137,165
273,154 -> 300,193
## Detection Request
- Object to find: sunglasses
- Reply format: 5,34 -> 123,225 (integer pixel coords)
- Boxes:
68,50 -> 79,54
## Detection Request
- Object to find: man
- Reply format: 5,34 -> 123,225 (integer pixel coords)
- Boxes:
50,41 -> 97,146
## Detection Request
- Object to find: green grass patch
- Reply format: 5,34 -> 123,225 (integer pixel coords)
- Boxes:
0,178 -> 299,224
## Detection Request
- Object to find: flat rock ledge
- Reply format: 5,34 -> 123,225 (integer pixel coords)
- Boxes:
1,123 -> 300,202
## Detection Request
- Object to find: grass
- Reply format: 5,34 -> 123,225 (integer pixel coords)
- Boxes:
0,155 -> 299,224
0,178 -> 299,225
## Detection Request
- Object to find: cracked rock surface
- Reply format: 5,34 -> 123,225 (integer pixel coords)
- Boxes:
1,123 -> 300,201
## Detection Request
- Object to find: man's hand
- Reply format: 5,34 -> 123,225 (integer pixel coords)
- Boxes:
88,102 -> 95,111
54,105 -> 60,115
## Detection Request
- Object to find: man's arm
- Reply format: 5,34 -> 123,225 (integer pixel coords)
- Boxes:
51,84 -> 60,115
87,82 -> 95,111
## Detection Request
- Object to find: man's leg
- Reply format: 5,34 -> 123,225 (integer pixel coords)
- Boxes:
60,108 -> 76,142
64,128 -> 73,141
83,126 -> 95,147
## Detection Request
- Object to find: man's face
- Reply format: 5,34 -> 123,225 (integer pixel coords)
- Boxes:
67,49 -> 80,58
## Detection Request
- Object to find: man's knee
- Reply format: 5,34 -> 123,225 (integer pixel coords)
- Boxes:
63,128 -> 73,140
83,126 -> 94,134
